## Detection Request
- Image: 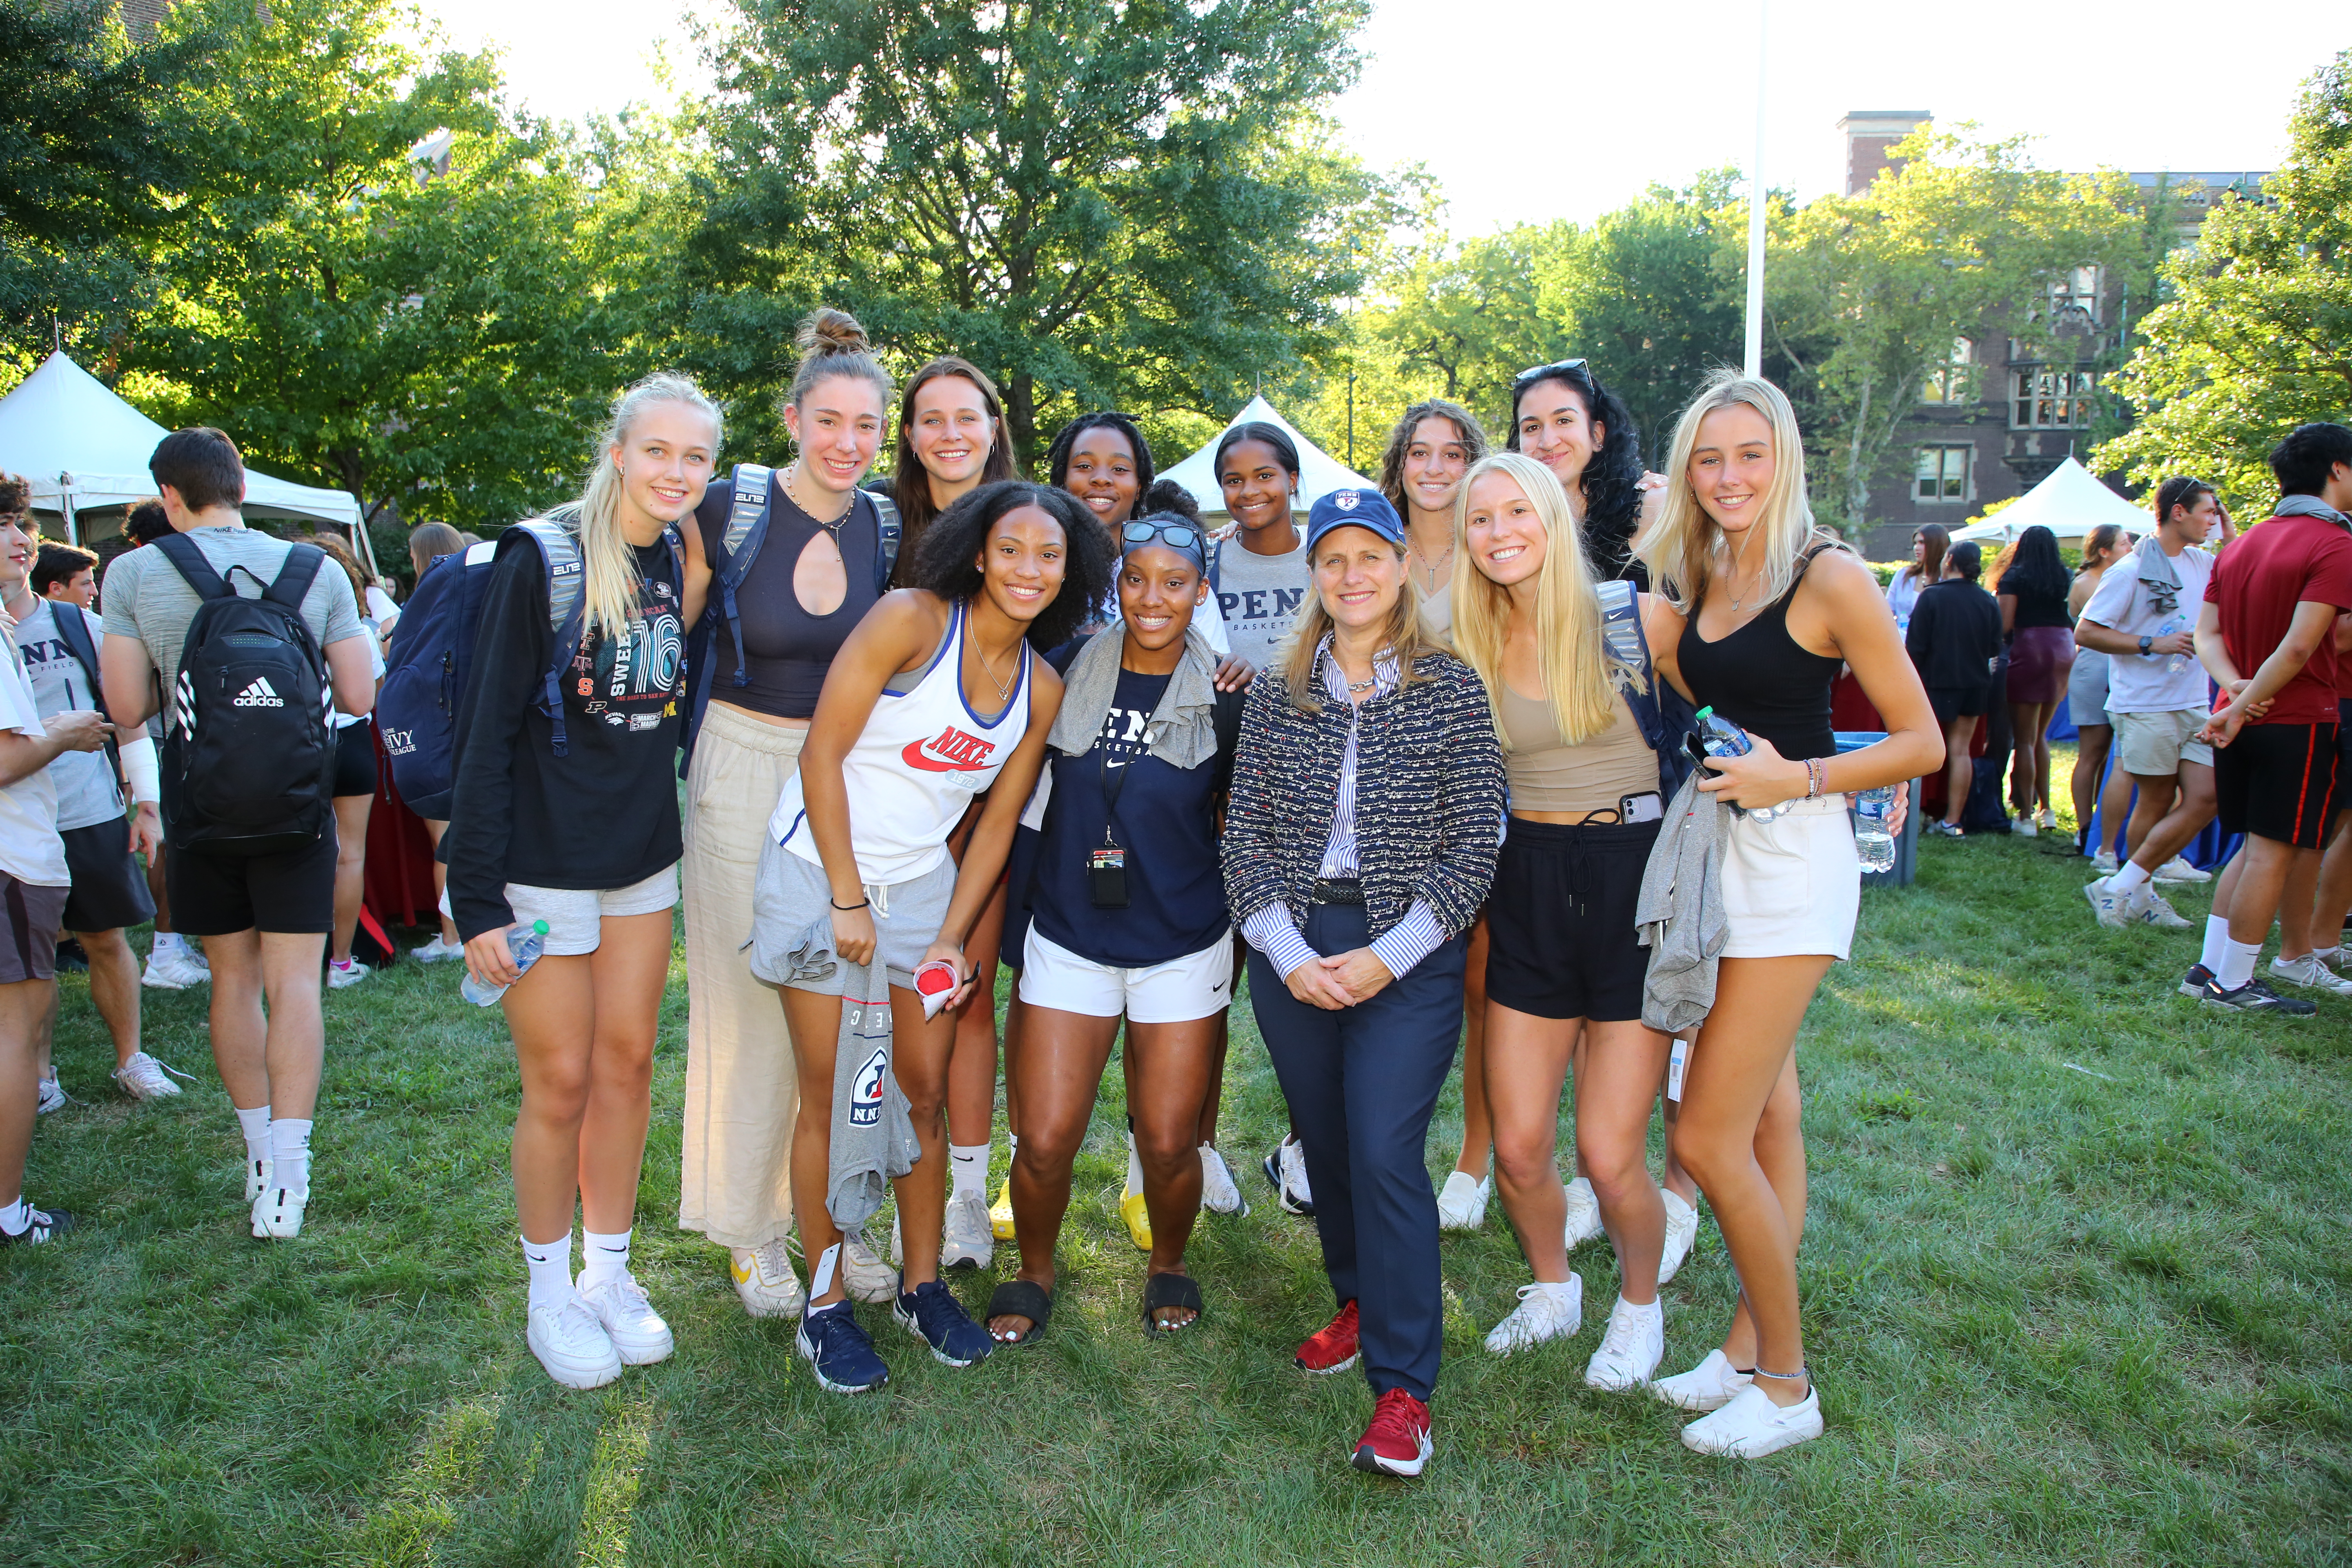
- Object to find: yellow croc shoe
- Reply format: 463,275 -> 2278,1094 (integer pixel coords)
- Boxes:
990,1175 -> 1017,1242
1120,1187 -> 1153,1252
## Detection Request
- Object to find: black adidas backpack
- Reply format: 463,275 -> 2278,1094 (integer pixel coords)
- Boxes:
152,533 -> 338,858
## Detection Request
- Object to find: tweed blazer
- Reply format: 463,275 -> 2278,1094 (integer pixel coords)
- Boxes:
1221,647 -> 1503,942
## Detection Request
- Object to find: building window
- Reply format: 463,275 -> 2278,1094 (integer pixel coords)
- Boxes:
1921,339 -> 1974,404
1915,445 -> 1970,502
2013,369 -> 2097,429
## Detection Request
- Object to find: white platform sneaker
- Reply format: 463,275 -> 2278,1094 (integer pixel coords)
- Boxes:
1482,1276 -> 1582,1355
1651,1349 -> 1754,1412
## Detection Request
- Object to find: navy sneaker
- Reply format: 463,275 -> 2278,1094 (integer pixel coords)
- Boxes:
2178,963 -> 2214,998
894,1278 -> 993,1368
2201,977 -> 2316,1016
0,1204 -> 74,1246
796,1300 -> 889,1394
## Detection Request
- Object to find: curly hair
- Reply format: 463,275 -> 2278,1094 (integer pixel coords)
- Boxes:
1045,412 -> 1156,497
0,472 -> 30,519
1139,477 -> 1202,523
1376,400 -> 1490,515
1507,366 -> 1646,578
907,480 -> 1115,651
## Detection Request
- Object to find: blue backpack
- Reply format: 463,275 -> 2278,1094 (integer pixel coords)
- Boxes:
1596,578 -> 1699,798
679,463 -> 901,768
379,512 -> 679,819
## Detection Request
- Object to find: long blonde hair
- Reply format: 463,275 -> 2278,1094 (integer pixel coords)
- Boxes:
1637,371 -> 1829,614
1279,531 -> 1448,713
567,371 -> 724,641
1449,452 -> 1631,747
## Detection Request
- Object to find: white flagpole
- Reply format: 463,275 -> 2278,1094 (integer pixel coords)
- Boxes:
1743,0 -> 1769,378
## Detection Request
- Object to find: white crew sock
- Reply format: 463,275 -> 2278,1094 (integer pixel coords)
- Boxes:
2200,916 -> 2233,974
2218,938 -> 2263,991
522,1232 -> 575,1312
949,1143 -> 989,1201
1125,1130 -> 1144,1197
0,1197 -> 31,1235
235,1104 -> 272,1169
579,1227 -> 631,1289
269,1118 -> 313,1194
2111,860 -> 2151,895
2313,945 -> 2340,964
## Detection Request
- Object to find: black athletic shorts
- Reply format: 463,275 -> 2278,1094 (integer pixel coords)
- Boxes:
1927,682 -> 1989,728
167,830 -> 337,936
60,816 -> 156,934
1482,816 -> 1660,1023
2215,721 -> 2343,850
332,723 -> 379,799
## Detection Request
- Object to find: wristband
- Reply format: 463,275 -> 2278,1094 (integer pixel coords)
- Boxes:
119,734 -> 160,805
830,897 -> 870,911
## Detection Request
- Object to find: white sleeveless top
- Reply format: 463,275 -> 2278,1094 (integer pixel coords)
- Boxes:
770,598 -> 1033,885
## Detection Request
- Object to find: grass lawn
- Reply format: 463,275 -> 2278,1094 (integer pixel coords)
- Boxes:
5,797 -> 2348,1566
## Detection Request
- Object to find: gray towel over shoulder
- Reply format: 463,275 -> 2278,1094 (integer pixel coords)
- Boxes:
1633,769 -> 1732,1036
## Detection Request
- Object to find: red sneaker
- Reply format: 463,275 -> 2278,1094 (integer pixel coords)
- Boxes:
1294,1299 -> 1360,1375
1352,1388 -> 1433,1477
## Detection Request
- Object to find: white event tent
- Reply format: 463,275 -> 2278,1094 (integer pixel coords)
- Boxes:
0,352 -> 374,568
1160,395 -> 1378,520
1951,456 -> 2153,545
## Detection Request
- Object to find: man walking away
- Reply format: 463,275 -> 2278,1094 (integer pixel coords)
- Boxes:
99,430 -> 375,1238
2190,423 -> 2352,1014
119,500 -> 210,991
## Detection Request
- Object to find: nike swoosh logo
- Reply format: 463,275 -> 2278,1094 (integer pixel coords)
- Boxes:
902,739 -> 991,772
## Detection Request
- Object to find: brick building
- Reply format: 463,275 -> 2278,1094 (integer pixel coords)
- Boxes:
1839,110 -> 2269,559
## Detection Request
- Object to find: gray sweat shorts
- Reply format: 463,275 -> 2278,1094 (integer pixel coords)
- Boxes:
749,838 -> 958,996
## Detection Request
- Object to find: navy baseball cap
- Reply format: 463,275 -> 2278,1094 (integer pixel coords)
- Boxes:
1304,488 -> 1405,556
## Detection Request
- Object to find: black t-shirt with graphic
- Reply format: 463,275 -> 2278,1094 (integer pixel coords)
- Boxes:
1031,664 -> 1234,969
446,530 -> 686,941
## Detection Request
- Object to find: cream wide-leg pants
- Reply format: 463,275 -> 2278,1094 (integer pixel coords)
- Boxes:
678,700 -> 808,1251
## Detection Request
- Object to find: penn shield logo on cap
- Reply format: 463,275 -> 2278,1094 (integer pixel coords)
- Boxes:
1334,490 -> 1361,510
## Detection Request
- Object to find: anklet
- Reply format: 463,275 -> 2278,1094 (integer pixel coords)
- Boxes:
1752,1364 -> 1810,1382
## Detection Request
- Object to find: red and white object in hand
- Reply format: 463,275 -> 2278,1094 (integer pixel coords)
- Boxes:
915,960 -> 962,1020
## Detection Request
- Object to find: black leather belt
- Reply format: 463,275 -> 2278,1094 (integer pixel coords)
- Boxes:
1310,878 -> 1365,906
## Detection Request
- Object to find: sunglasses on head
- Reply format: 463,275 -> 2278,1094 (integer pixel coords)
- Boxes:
1515,358 -> 1591,390
1120,519 -> 1205,557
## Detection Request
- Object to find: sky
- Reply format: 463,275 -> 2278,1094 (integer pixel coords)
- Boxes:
402,0 -> 2339,233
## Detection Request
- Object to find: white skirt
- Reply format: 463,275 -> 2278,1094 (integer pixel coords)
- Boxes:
1719,795 -> 1860,961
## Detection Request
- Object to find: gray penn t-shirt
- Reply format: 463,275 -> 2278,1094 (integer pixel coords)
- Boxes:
101,524 -> 363,735
13,599 -> 121,830
1213,534 -> 1310,675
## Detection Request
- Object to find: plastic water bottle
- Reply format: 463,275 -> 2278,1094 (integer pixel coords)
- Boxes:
1694,706 -> 1783,822
460,920 -> 551,1007
2156,616 -> 2190,677
1854,786 -> 1898,874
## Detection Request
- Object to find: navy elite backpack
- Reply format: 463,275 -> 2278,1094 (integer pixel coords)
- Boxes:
679,463 -> 901,769
152,533 -> 337,858
1595,578 -> 1698,798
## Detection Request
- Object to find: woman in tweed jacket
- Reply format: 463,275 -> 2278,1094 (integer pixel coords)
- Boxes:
1221,488 -> 1503,1479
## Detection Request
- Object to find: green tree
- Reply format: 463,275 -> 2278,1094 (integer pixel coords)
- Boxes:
2095,51 -> 2352,509
689,0 -> 1389,469
1767,129 -> 2135,535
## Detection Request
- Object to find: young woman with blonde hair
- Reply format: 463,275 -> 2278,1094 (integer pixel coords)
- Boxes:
1637,372 -> 1940,1456
1449,452 -> 1689,1386
447,371 -> 719,1390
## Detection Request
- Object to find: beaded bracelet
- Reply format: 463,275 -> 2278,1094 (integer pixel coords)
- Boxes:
1804,757 -> 1824,799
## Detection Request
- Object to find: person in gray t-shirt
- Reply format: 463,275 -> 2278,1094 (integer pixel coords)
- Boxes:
1210,423 -> 1310,675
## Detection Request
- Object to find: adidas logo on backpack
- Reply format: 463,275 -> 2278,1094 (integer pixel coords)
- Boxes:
233,677 -> 285,708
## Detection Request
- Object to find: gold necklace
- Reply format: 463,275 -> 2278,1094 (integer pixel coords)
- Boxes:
784,462 -> 853,534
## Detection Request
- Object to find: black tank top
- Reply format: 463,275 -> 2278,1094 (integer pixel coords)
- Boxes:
693,473 -> 882,720
1677,543 -> 1844,761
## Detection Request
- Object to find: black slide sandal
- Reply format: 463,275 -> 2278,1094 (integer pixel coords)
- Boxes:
987,1279 -> 1052,1345
1141,1271 -> 1204,1335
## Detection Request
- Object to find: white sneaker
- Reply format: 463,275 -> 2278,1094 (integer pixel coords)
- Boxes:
841,1231 -> 898,1303
1657,1189 -> 1699,1284
245,1156 -> 272,1205
578,1272 -> 674,1364
2153,856 -> 2211,884
251,1181 -> 308,1239
1436,1170 -> 1490,1231
143,947 -> 206,990
1584,1296 -> 1665,1392
2011,815 -> 2038,838
413,935 -> 464,964
1652,1349 -> 1754,1412
1482,1276 -> 1582,1355
183,942 -> 209,974
112,1052 -> 189,1102
2090,849 -> 2119,874
1679,1381 -> 1824,1458
2131,888 -> 2194,930
2271,953 -> 2352,998
34,1075 -> 65,1115
1198,1145 -> 1247,1215
729,1237 -> 807,1319
2036,808 -> 2060,833
941,1189 -> 994,1270
326,958 -> 371,990
1562,1176 -> 1604,1250
2083,876 -> 2130,929
526,1295 -> 623,1390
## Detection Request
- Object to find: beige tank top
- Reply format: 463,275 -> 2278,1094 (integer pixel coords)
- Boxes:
1499,683 -> 1658,815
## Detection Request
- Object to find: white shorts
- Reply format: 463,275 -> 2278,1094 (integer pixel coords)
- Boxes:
1719,796 -> 1859,961
441,864 -> 679,957
1018,927 -> 1234,1024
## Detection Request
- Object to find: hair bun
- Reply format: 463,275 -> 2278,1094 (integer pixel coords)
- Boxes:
797,306 -> 870,357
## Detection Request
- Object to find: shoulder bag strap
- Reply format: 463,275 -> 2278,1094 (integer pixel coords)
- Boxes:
514,518 -> 587,757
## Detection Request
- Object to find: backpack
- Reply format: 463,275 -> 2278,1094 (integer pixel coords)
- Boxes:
152,533 -> 336,858
47,600 -> 123,784
1595,578 -> 1699,798
379,512 -> 680,820
679,463 -> 902,768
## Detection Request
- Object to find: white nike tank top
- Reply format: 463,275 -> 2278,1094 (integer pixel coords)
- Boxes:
770,598 -> 1033,885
